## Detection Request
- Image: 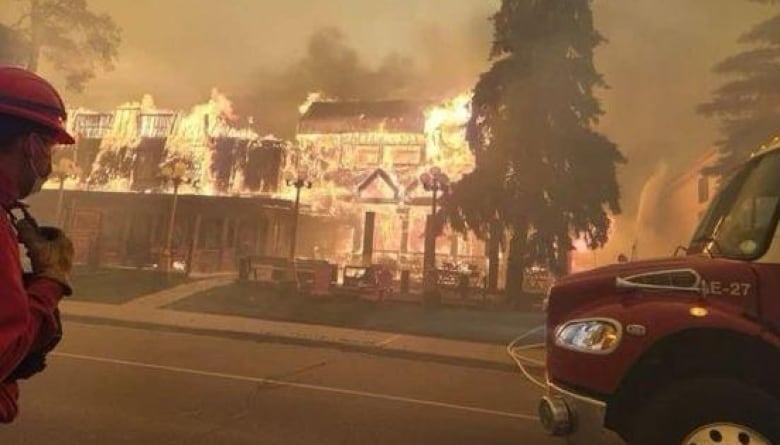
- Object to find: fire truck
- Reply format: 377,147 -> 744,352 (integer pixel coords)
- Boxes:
539,142 -> 780,444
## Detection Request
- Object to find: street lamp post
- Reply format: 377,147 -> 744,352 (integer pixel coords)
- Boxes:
420,166 -> 450,216
419,167 -> 450,303
160,160 -> 193,273
283,176 -> 312,294
287,177 -> 313,262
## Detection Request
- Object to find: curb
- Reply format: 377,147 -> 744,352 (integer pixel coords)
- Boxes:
62,313 -> 520,373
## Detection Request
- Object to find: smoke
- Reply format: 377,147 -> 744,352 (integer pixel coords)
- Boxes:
0,24 -> 27,65
593,0 -> 769,210
236,20 -> 491,138
235,28 -> 414,138
632,163 -> 671,258
591,0 -> 770,262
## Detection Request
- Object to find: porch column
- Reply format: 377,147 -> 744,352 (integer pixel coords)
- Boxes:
352,219 -> 363,258
254,217 -> 266,256
362,211 -> 375,266
188,213 -> 203,275
219,217 -> 231,271
399,208 -> 410,254
450,233 -> 459,259
119,211 -> 133,264
265,217 -> 280,257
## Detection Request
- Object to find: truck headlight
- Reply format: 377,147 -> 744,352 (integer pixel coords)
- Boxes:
554,319 -> 621,354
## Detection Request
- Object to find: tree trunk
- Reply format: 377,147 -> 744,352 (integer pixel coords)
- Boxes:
505,230 -> 527,307
27,0 -> 41,72
486,221 -> 501,293
555,234 -> 571,277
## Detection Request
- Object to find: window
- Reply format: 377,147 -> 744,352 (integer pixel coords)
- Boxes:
354,145 -> 381,167
138,113 -> 175,138
74,113 -> 113,139
691,151 -> 780,259
387,145 -> 423,166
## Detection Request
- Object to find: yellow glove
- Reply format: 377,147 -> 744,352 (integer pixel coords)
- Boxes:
15,220 -> 74,296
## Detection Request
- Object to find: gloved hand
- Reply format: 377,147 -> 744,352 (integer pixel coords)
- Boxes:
15,220 -> 74,296
5,309 -> 62,382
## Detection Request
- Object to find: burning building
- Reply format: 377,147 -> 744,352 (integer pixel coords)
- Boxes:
293,94 -> 488,279
30,89 -> 503,289
30,91 -> 308,273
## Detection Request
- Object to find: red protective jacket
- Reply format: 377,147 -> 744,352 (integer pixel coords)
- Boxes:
0,171 -> 64,422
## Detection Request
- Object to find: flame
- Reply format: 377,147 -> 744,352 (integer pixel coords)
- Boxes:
164,89 -> 259,195
298,92 -> 327,115
287,92 -> 477,218
57,90 -> 262,196
99,94 -> 160,151
423,91 -> 474,181
54,90 -> 481,263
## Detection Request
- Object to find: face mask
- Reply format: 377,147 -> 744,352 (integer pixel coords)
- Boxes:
24,134 -> 53,195
28,168 -> 47,194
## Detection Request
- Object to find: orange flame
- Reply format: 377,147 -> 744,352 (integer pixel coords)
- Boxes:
423,91 -> 474,181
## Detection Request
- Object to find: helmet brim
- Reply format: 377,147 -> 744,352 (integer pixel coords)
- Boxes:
0,103 -> 75,145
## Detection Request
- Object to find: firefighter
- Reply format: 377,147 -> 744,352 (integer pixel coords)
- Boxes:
0,66 -> 75,422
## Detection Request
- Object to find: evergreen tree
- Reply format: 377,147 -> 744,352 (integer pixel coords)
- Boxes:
443,0 -> 624,297
5,0 -> 121,91
699,0 -> 780,176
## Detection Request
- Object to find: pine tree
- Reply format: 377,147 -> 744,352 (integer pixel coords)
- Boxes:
6,0 -> 121,91
443,0 -> 624,297
699,0 -> 780,176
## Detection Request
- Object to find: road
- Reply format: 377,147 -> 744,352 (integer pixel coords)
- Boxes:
0,321 -> 559,445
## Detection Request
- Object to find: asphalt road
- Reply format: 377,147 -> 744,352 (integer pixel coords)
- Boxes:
0,322 -> 560,445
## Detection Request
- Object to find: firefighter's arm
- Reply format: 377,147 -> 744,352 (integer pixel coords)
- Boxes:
0,224 -> 65,422
0,223 -> 37,381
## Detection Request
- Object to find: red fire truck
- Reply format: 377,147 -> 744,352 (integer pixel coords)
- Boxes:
539,143 -> 780,444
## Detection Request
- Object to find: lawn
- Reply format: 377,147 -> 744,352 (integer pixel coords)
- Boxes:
169,282 -> 545,345
70,268 -> 191,304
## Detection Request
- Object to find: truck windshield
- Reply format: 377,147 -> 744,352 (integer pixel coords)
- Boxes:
690,150 -> 780,259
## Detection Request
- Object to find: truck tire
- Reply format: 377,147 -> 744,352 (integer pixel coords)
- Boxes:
630,378 -> 779,445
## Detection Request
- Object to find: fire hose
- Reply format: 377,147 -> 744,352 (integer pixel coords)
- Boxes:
506,324 -> 548,391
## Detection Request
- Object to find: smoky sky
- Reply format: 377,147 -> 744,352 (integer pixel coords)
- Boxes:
0,0 -> 773,248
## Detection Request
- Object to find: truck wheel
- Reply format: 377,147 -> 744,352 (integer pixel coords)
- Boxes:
631,378 -> 779,445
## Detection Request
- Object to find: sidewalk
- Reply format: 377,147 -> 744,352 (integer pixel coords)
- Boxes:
61,280 -> 546,370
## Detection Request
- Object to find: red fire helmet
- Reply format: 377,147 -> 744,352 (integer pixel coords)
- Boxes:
0,66 -> 75,144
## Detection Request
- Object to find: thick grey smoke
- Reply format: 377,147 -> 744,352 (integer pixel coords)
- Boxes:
236,28 -> 418,138
236,20 -> 491,138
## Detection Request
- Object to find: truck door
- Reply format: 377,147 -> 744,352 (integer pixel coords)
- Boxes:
754,219 -> 780,332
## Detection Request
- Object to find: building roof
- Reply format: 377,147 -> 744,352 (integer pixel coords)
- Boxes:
298,100 -> 427,134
